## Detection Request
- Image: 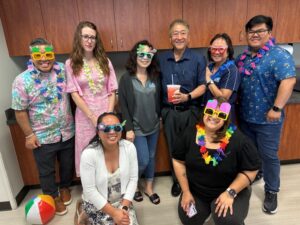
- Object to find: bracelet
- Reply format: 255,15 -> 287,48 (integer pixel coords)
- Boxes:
25,133 -> 35,139
240,171 -> 253,185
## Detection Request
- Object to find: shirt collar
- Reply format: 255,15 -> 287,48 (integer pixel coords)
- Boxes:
167,47 -> 192,61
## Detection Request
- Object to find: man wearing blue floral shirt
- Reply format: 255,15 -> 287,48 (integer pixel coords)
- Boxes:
236,15 -> 296,214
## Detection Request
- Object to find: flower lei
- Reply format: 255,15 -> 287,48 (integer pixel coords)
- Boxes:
27,60 -> 64,103
237,37 -> 275,76
208,60 -> 235,81
195,124 -> 236,166
83,58 -> 105,95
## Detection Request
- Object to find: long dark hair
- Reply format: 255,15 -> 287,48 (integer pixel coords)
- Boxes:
87,112 -> 121,148
201,97 -> 231,143
70,21 -> 109,76
207,33 -> 234,62
125,40 -> 160,81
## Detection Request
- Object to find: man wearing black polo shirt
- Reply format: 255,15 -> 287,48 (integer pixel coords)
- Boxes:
159,19 -> 206,197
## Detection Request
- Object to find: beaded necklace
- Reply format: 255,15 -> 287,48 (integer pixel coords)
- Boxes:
83,58 -> 105,95
237,37 -> 275,76
28,60 -> 64,104
208,60 -> 235,81
195,124 -> 236,166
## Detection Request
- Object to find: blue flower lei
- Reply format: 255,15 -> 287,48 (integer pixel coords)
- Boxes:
208,60 -> 235,81
27,60 -> 64,103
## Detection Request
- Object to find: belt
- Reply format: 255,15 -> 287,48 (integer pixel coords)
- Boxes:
169,105 -> 190,112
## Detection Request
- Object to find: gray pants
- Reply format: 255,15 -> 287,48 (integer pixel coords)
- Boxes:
178,187 -> 251,225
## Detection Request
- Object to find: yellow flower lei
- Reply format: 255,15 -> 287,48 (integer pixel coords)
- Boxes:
83,58 -> 105,94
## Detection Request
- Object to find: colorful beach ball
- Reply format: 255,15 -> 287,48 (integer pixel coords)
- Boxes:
25,194 -> 56,225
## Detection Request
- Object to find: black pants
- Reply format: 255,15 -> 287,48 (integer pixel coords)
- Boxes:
33,137 -> 75,197
178,187 -> 251,225
161,107 -> 200,183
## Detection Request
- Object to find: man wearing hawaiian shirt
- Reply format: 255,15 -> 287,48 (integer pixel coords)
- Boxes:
12,38 -> 75,216
236,15 -> 296,215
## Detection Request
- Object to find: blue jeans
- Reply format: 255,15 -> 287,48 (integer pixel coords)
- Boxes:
134,131 -> 159,180
239,120 -> 282,192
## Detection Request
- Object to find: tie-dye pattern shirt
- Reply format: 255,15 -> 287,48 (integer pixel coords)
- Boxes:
236,45 -> 295,124
12,61 -> 74,144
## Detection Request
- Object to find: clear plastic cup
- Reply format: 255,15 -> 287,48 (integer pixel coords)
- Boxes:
167,85 -> 181,103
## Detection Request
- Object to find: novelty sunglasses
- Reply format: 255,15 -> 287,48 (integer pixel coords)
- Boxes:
31,52 -> 55,61
204,99 -> 231,121
97,123 -> 123,133
137,52 -> 154,60
209,46 -> 228,54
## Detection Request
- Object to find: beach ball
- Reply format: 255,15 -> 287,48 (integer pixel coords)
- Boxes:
25,194 -> 56,225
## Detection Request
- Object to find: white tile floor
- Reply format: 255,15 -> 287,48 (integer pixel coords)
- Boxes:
0,164 -> 299,225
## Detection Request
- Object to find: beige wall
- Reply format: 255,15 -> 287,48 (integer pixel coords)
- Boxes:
0,19 -> 23,205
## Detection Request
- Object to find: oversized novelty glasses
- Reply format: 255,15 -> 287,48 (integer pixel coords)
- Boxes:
209,46 -> 228,55
31,52 -> 55,60
137,52 -> 154,60
204,99 -> 231,121
97,123 -> 123,133
81,34 -> 96,42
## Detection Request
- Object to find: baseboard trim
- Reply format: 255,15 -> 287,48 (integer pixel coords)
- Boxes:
15,186 -> 30,206
0,201 -> 12,211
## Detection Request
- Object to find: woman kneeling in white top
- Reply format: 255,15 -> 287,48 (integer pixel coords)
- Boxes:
79,112 -> 139,225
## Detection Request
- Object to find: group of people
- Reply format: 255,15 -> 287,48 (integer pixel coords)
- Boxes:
11,14 -> 296,225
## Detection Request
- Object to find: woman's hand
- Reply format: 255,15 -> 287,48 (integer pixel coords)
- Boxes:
214,191 -> 234,217
181,191 -> 195,213
126,130 -> 135,142
206,66 -> 213,82
112,208 -> 130,225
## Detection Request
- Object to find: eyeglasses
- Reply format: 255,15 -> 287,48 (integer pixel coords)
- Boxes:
31,52 -> 55,61
172,30 -> 188,38
247,29 -> 269,36
209,46 -> 228,55
204,99 -> 231,121
81,34 -> 96,42
97,123 -> 123,133
137,52 -> 154,60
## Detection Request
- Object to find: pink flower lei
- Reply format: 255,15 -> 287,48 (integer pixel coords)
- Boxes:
27,60 -> 64,103
237,37 -> 275,76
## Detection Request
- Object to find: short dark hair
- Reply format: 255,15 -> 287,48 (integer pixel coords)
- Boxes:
207,33 -> 234,61
125,40 -> 160,80
245,15 -> 273,32
169,19 -> 190,37
29,38 -> 51,47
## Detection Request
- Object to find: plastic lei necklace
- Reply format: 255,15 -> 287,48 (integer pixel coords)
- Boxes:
195,124 -> 236,166
28,60 -> 64,103
208,60 -> 235,81
83,58 -> 105,95
237,37 -> 275,76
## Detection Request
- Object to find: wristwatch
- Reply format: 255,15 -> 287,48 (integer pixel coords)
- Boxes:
121,205 -> 129,211
206,79 -> 214,86
226,188 -> 237,198
272,105 -> 282,112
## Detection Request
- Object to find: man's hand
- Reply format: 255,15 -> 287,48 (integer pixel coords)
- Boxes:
266,109 -> 281,122
25,134 -> 41,149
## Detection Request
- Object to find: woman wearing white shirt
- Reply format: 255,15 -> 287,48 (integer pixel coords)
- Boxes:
79,112 -> 139,225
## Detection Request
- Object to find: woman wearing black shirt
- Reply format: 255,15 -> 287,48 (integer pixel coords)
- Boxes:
172,97 -> 261,225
